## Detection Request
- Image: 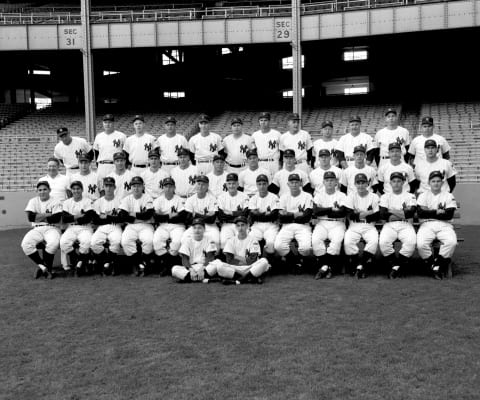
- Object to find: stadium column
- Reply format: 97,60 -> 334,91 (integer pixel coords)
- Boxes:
291,0 -> 302,123
81,0 -> 96,143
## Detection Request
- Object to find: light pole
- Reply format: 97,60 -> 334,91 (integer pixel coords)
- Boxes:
291,0 -> 302,124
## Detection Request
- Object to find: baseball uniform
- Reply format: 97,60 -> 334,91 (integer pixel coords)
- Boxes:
206,171 -> 228,198
248,191 -> 280,254
272,167 -> 310,197
251,129 -> 281,175
124,133 -> 157,176
170,164 -> 199,199
340,164 -> 378,194
280,130 -> 313,173
309,166 -> 343,196
153,193 -> 186,257
54,136 -> 92,176
415,158 -> 456,194
70,171 -> 101,201
93,130 -> 126,179
90,196 -> 123,256
60,196 -> 94,258
222,133 -> 253,173
156,134 -> 189,174
182,192 -> 220,247
408,134 -> 450,166
336,132 -> 375,167
377,161 -> 415,194
217,191 -> 249,248
38,174 -> 70,202
142,167 -> 170,199
375,126 -> 410,167
313,138 -> 338,167
238,167 -> 271,197
107,169 -> 135,200
188,132 -> 223,175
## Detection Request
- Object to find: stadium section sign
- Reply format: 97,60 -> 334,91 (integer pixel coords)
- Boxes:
275,18 -> 291,41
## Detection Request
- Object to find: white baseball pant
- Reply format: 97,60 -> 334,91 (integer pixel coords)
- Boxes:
312,220 -> 345,256
121,223 -> 154,256
60,225 -> 93,254
249,222 -> 279,254
274,223 -> 312,257
66,168 -> 80,177
259,160 -> 280,176
220,223 -> 236,249
172,262 -> 218,280
417,221 -> 457,259
96,163 -> 115,181
195,160 -> 213,175
182,224 -> 220,249
227,164 -> 247,174
295,160 -> 310,174
212,258 -> 270,279
161,163 -> 178,174
379,221 -> 416,257
131,166 -> 147,177
90,224 -> 123,254
153,223 -> 185,256
344,223 -> 379,256
21,225 -> 61,256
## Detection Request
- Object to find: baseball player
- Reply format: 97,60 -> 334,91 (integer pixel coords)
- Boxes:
309,149 -> 343,196
21,181 -> 62,279
171,218 -> 218,283
118,176 -> 155,277
379,172 -> 417,278
54,127 -> 93,176
70,152 -> 101,201
182,175 -> 220,248
408,117 -> 451,167
336,116 -> 376,168
206,154 -> 228,197
90,177 -> 123,275
107,151 -> 135,200
416,171 -> 458,280
377,142 -> 417,195
251,112 -> 281,175
142,148 -> 170,200
188,114 -> 223,175
210,216 -> 270,285
312,171 -> 347,279
374,109 -> 410,167
217,172 -> 249,249
415,139 -> 457,194
248,174 -> 280,261
343,173 -> 380,278
270,149 -> 310,196
170,147 -> 199,200
60,181 -> 95,275
124,115 -> 157,176
93,114 -> 126,180
152,177 -> 187,276
279,113 -> 313,173
156,116 -> 188,174
312,120 -> 338,168
238,149 -> 271,197
222,118 -> 253,174
274,173 -> 313,274
340,145 -> 378,194
38,157 -> 71,202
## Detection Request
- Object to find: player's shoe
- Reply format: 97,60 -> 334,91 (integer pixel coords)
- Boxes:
432,266 -> 443,280
137,262 -> 146,277
388,266 -> 400,279
34,266 -> 45,279
355,265 -> 366,279
103,262 -> 112,276
315,265 -> 331,280
75,261 -> 84,277
221,278 -> 241,285
45,269 -> 54,280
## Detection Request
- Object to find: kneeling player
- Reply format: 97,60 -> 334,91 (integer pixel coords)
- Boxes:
171,218 -> 218,283
379,172 -> 417,278
416,171 -> 458,279
21,181 -> 62,279
344,173 -> 380,278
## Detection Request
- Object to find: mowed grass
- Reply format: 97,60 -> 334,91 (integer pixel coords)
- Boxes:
1,228 -> 480,400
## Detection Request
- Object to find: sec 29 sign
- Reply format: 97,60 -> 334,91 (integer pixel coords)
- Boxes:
275,19 -> 291,41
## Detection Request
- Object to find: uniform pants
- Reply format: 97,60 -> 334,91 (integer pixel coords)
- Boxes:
417,221 -> 457,259
172,262 -> 218,280
96,163 -> 115,181
295,160 -> 310,174
274,223 -> 312,257
379,221 -> 416,257
195,161 -> 213,175
220,223 -> 237,249
21,226 -> 61,256
227,164 -> 247,174
182,224 -> 220,249
161,163 -> 178,174
344,223 -> 379,256
259,160 -> 280,176
121,223 -> 154,256
250,222 -> 279,254
90,224 -> 123,254
312,220 -> 345,256
131,166 -> 147,177
60,225 -> 93,255
153,223 -> 185,256
211,258 -> 270,279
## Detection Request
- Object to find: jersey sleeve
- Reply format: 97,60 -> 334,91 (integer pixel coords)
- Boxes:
272,171 -> 281,187
408,138 -> 417,155
344,194 -> 354,210
25,198 -> 36,213
416,193 -> 428,208
82,138 -> 92,152
445,160 -> 457,178
179,239 -> 191,257
379,194 -> 389,208
83,198 -> 93,212
53,144 -> 61,160
216,134 -> 224,152
406,165 -> 416,182
184,197 -> 194,213
406,193 -> 417,207
306,132 -> 313,150
305,193 -> 314,209
279,195 -> 287,210
238,171 -> 246,188
301,170 -> 310,185
223,237 -> 235,255
445,193 -> 457,209
188,136 -> 196,153
279,134 -> 286,152
440,137 -> 451,154
366,134 -> 376,151
371,194 -> 380,212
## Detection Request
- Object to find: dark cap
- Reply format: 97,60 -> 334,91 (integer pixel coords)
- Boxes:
349,116 -> 362,123
318,149 -> 331,157
177,147 -> 190,157
70,180 -> 83,189
234,215 -> 248,224
390,172 -> 406,181
113,151 -> 126,160
385,108 -> 397,116
421,116 -> 434,126
77,152 -> 91,162
196,175 -> 209,183
429,170 -> 444,181
388,142 -> 401,151
132,114 -> 144,123
424,139 -> 437,148
321,120 -> 333,128
231,117 -> 243,125
355,173 -> 368,183
353,145 -> 366,154
191,217 -> 205,227
148,148 -> 160,158
287,113 -> 301,121
213,154 -> 225,162
283,149 -> 296,158
323,171 -> 337,180
288,173 -> 301,182
37,181 -> 50,189
165,116 -> 177,124
57,127 -> 69,136
103,114 -> 114,121
162,177 -> 175,186
103,177 -> 116,186
199,114 -> 210,123
226,173 -> 238,182
256,174 -> 269,183
246,149 -> 258,158
259,112 -> 271,120
130,176 -> 144,185
47,157 -> 60,165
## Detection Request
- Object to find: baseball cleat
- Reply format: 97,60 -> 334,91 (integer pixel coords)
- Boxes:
34,267 -> 45,279
432,266 -> 443,280
355,266 -> 365,279
221,279 -> 240,285
388,267 -> 400,279
315,265 -> 330,280
137,264 -> 145,277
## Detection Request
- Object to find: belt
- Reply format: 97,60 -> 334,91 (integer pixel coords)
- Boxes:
99,160 -> 113,164
319,218 -> 344,222
133,164 -> 147,168
68,166 -> 79,170
296,159 -> 307,164
179,195 -> 188,199
34,223 -> 55,228
381,156 -> 390,159
345,156 -> 355,161
228,162 -> 245,168
356,219 -> 370,223
196,160 -> 212,163
69,223 -> 90,226
162,161 -> 178,165
259,158 -> 276,162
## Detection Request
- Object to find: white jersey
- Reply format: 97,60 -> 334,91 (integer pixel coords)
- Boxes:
156,134 -> 189,164
54,137 -> 92,169
248,192 -> 280,213
217,191 -> 249,213
238,167 -> 271,197
280,130 -> 313,162
206,171 -> 228,197
251,129 -> 281,160
38,174 -> 70,202
25,196 -> 62,227
377,162 -> 415,194
184,193 -> 218,215
170,165 -> 198,198
415,158 -> 456,194
344,191 -> 380,213
124,133 -> 157,165
336,132 -> 375,163
188,132 -> 223,161
119,193 -> 154,223
63,197 -> 93,221
141,168 -> 170,199
179,236 -> 217,265
93,196 -> 121,218
222,134 -> 253,165
309,166 -> 343,196
273,168 -> 310,197
313,189 -> 347,220
93,130 -> 126,162
312,138 -> 338,166
153,193 -> 185,215
379,191 -> 417,212
408,134 -> 451,165
279,191 -> 313,213
224,235 -> 261,265
70,172 -> 101,201
340,164 -> 378,194
375,126 -> 410,158
417,191 -> 457,222
107,169 -> 135,200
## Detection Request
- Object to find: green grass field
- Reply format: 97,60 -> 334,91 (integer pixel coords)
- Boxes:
1,227 -> 479,400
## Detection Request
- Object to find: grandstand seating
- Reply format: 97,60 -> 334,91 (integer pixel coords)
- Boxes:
0,103 -> 33,128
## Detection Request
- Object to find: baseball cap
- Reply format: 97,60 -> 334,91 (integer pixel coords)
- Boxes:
234,215 -> 248,224
323,171 -> 337,180
57,127 -> 69,136
113,151 -> 126,160
199,114 -> 210,123
148,149 -> 160,158
130,176 -> 144,185
421,116 -> 434,126
388,142 -> 401,151
259,112 -> 271,120
77,152 -> 91,162
103,114 -> 114,121
385,108 -> 397,116
162,177 -> 175,186
47,157 -> 60,165
355,173 -> 368,183
283,149 -> 295,158
226,173 -> 238,182
177,147 -> 190,157
196,175 -> 209,183
429,170 -> 444,180
231,117 -> 243,125
349,116 -> 362,123
390,172 -> 406,181
246,149 -> 258,158
213,154 -> 225,162
424,139 -> 437,148
318,149 -> 331,157
70,180 -> 83,189
288,173 -> 301,182
132,114 -> 144,123
353,145 -> 366,154
103,177 -> 116,186
256,174 -> 269,183
321,120 -> 333,128
287,113 -> 301,121
191,217 -> 205,227
165,116 -> 177,124
37,181 -> 50,189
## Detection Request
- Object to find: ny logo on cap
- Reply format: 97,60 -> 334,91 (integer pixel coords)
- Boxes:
240,145 -> 249,154
268,140 -> 277,150
144,143 -> 152,152
209,143 -> 217,152
298,141 -> 306,151
88,184 -> 97,194
113,139 -> 121,148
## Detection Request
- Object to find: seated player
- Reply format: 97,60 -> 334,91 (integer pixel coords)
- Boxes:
416,171 -> 458,280
312,171 -> 347,279
171,218 -> 218,283
379,172 -> 417,279
60,181 -> 95,275
238,149 -> 270,197
152,177 -> 187,276
142,148 -> 169,200
344,173 -> 380,278
91,177 -> 123,275
210,216 -> 270,285
118,176 -> 155,277
21,181 -> 62,279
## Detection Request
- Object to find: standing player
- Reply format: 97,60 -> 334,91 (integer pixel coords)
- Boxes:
107,151 -> 135,200
311,171 -> 347,279
71,152 -> 101,201
238,149 -> 271,197
142,148 -> 170,200
343,173 -> 380,278
21,181 -> 62,279
374,109 -> 410,167
206,154 -> 228,197
279,113 -> 313,173
251,112 -> 281,175
309,149 -> 343,196
336,116 -> 376,168
270,149 -> 310,196
156,116 -> 188,174
222,118 -> 253,174
54,127 -> 92,176
340,145 -> 378,194
124,115 -> 157,176
38,157 -> 71,202
377,142 -> 417,195
408,116 -> 450,166
188,114 -> 223,175
170,147 -> 199,200
416,171 -> 458,280
312,120 -> 338,168
274,173 -> 313,274
93,114 -> 126,180
379,172 -> 417,278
